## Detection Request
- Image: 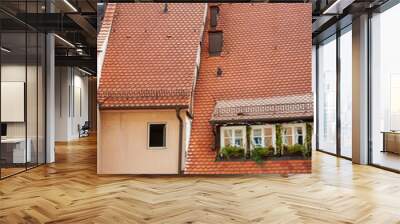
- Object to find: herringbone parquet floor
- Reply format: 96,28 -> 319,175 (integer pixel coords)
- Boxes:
1,135 -> 400,224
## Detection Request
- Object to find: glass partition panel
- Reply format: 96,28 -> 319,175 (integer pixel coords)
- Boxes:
27,31 -> 38,169
0,1 -> 46,179
38,32 -> 45,165
1,30 -> 27,178
317,35 -> 337,154
340,27 -> 352,158
371,3 -> 400,171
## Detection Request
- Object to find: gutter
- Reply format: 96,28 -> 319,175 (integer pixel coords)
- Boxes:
186,110 -> 194,120
98,105 -> 188,110
176,108 -> 184,175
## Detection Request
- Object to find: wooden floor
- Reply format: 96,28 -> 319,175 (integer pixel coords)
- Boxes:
1,167 -> 26,178
1,136 -> 400,223
372,150 -> 400,171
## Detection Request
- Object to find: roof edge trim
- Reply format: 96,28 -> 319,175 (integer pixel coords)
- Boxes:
99,105 -> 189,111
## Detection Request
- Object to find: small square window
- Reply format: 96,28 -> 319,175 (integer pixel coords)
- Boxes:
148,124 -> 166,148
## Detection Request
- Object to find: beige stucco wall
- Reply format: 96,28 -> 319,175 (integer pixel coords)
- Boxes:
98,109 -> 188,174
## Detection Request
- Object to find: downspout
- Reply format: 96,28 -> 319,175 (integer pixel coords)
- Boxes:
176,108 -> 183,175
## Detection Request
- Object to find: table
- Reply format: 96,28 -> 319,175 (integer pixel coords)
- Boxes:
382,131 -> 400,154
1,138 -> 32,164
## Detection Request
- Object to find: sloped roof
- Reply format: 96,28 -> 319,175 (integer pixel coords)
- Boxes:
210,94 -> 313,123
185,3 -> 312,174
98,3 -> 206,109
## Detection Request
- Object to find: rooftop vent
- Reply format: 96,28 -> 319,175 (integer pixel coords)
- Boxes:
210,6 -> 219,28
163,3 -> 168,13
208,31 -> 223,56
216,67 -> 223,77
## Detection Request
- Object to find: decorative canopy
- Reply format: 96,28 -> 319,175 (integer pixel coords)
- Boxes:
210,94 -> 313,124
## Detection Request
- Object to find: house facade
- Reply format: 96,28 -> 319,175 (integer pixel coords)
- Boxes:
97,3 -> 312,175
97,3 -> 206,174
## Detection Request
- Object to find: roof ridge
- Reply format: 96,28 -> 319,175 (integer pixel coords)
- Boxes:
97,3 -> 116,55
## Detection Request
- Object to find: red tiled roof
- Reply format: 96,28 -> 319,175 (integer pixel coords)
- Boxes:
185,3 -> 312,174
210,94 -> 313,123
98,3 -> 206,109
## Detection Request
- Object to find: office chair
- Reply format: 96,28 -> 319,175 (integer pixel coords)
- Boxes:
79,121 -> 90,138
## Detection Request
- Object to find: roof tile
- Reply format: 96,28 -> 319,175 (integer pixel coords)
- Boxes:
98,3 -> 206,109
185,3 -> 312,174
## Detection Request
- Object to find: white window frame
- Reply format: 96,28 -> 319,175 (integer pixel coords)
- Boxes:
250,125 -> 275,149
281,123 -> 306,146
147,122 -> 167,150
294,126 -> 305,145
220,126 -> 247,151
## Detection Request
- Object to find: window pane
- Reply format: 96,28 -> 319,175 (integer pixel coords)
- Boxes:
224,137 -> 232,146
253,128 -> 262,137
264,128 -> 272,136
253,137 -> 262,146
264,137 -> 272,147
318,35 -> 337,154
224,129 -> 232,138
392,76 -> 400,113
283,136 -> 289,145
297,136 -> 304,145
283,127 -> 292,135
234,129 -> 242,138
371,4 -> 400,170
340,27 -> 352,158
287,137 -> 293,145
149,124 -> 166,148
234,138 -> 243,147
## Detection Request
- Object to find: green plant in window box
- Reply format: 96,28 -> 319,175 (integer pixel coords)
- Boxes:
251,146 -> 275,163
220,145 -> 245,160
275,125 -> 283,155
287,144 -> 305,156
246,126 -> 252,159
251,147 -> 267,163
304,123 -> 313,157
281,144 -> 289,155
266,145 -> 275,156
